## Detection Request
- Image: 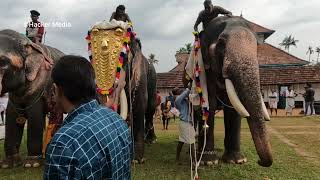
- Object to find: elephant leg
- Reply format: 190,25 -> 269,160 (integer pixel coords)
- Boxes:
1,103 -> 23,168
26,98 -> 45,157
196,106 -> 219,166
222,102 -> 247,164
4,103 -> 25,157
144,108 -> 156,144
132,90 -> 146,163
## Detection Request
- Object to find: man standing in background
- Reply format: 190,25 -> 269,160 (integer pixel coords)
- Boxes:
304,83 -> 315,116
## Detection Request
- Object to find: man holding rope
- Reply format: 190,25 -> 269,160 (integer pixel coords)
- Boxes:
174,88 -> 196,168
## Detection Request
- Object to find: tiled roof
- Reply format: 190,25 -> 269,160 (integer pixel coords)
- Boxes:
244,18 -> 275,39
258,43 -> 308,65
157,71 -> 184,89
158,65 -> 320,88
260,65 -> 320,85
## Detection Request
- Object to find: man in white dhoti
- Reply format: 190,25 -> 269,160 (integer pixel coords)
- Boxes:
285,86 -> 297,116
174,88 -> 196,167
268,89 -> 278,116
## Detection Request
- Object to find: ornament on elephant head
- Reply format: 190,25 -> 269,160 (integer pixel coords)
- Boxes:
86,23 -> 135,120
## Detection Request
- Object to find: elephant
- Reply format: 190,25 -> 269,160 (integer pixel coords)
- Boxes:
86,22 -> 157,163
184,16 -> 272,167
0,29 -> 64,168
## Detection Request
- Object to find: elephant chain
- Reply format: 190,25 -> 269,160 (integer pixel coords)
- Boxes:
9,89 -> 45,114
216,96 -> 234,109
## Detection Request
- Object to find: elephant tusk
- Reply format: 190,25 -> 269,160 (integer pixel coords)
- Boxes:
225,79 -> 250,117
261,96 -> 270,121
120,89 -> 128,120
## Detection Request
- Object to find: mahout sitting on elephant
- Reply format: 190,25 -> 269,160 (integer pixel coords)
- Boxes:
86,20 -> 157,163
0,29 -> 64,168
185,16 -> 272,167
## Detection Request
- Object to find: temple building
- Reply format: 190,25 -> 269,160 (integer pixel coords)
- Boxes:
156,17 -> 320,111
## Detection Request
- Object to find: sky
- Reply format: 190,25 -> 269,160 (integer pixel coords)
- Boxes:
1,0 -> 320,72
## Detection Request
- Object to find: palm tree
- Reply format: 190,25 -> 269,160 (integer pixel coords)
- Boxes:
148,53 -> 159,65
176,47 -> 187,54
306,46 -> 314,62
315,47 -> 320,63
185,43 -> 192,54
176,43 -> 192,54
279,35 -> 299,53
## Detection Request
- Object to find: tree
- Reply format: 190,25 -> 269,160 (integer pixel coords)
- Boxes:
148,53 -> 159,65
176,43 -> 192,54
279,35 -> 299,53
185,43 -> 192,54
315,47 -> 320,63
306,46 -> 314,62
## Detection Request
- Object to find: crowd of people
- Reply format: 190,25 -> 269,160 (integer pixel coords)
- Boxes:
265,83 -> 316,117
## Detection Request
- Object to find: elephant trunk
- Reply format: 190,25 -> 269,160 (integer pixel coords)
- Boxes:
222,27 -> 273,167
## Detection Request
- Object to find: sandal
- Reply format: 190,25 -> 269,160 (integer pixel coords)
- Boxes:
23,156 -> 42,168
0,154 -> 22,169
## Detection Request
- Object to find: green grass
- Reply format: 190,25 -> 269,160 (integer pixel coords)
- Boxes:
1,117 -> 320,180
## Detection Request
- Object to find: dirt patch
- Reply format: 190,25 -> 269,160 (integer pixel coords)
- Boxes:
268,126 -> 319,163
272,125 -> 320,129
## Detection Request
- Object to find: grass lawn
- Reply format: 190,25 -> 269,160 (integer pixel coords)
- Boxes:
0,116 -> 320,180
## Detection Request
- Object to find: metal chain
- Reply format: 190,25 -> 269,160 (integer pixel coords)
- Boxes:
216,96 -> 234,109
9,89 -> 45,114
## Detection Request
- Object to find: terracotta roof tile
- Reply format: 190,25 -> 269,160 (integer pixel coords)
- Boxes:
260,65 -> 320,85
258,43 -> 308,65
157,71 -> 184,88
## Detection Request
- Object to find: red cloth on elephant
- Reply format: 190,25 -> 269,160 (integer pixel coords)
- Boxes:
43,97 -> 63,155
47,99 -> 63,126
155,93 -> 161,107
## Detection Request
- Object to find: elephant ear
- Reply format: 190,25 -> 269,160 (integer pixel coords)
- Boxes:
25,52 -> 45,81
24,42 -> 53,81
23,41 -> 54,65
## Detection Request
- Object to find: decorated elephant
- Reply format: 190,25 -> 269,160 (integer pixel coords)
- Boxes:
86,20 -> 157,163
0,29 -> 64,168
185,16 -> 272,167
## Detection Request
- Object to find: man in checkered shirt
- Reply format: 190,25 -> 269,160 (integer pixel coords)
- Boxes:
44,55 -> 132,179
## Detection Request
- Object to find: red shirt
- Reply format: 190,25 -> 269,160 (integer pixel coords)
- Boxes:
26,20 -> 44,43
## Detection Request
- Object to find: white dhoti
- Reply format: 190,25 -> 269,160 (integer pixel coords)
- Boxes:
286,97 -> 295,112
269,98 -> 277,109
178,121 -> 196,144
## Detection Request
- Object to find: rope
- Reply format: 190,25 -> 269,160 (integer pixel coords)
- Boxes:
128,53 -> 135,167
186,99 -> 208,180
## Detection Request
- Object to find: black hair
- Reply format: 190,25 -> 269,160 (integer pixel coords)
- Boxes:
51,55 -> 96,104
116,5 -> 125,11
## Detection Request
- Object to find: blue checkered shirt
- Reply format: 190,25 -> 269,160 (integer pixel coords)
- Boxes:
44,100 -> 132,180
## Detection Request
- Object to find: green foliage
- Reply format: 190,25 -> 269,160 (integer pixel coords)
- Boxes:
176,43 -> 192,54
148,53 -> 159,65
279,35 -> 299,53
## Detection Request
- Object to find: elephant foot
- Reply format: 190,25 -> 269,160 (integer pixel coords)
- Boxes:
221,151 -> 247,164
198,151 -> 219,166
145,127 -> 157,144
0,154 -> 22,169
132,158 -> 146,164
145,131 -> 157,144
